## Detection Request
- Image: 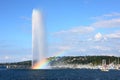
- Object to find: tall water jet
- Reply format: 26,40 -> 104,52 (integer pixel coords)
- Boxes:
32,9 -> 46,69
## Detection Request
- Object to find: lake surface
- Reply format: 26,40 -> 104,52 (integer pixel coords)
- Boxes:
0,69 -> 120,80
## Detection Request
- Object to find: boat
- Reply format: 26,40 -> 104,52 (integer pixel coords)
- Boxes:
100,59 -> 109,71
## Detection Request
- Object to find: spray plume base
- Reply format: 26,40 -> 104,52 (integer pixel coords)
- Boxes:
32,58 -> 51,69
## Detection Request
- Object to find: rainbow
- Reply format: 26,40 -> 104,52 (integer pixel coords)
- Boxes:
32,58 -> 51,69
32,50 -> 68,69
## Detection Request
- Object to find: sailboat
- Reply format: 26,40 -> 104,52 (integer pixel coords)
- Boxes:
116,57 -> 120,70
100,59 -> 109,71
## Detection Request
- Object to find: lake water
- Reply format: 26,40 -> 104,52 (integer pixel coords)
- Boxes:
0,69 -> 120,80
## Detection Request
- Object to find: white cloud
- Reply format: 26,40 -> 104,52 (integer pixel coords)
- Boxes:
92,46 -> 111,51
92,18 -> 120,28
51,30 -> 120,56
73,48 -> 86,52
92,12 -> 120,20
91,13 -> 120,28
51,12 -> 120,56
57,46 -> 71,50
0,55 -> 32,63
0,56 -> 13,62
55,15 -> 120,38
94,32 -> 108,41
105,31 -> 120,39
4,56 -> 11,60
0,47 -> 32,62
20,56 -> 32,61
55,26 -> 94,35
94,32 -> 102,41
54,13 -> 120,37
90,31 -> 120,42
103,12 -> 120,17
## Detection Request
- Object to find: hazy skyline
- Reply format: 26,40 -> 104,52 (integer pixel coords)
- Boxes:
0,0 -> 120,62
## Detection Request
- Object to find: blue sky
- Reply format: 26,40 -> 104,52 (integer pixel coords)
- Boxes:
0,0 -> 120,62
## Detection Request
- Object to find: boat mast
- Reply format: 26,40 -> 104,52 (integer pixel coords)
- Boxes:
118,57 -> 119,65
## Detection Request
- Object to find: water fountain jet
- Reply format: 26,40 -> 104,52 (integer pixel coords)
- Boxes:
32,9 -> 48,69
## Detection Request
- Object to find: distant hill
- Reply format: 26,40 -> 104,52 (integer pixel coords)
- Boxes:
49,56 -> 120,66
0,56 -> 119,68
